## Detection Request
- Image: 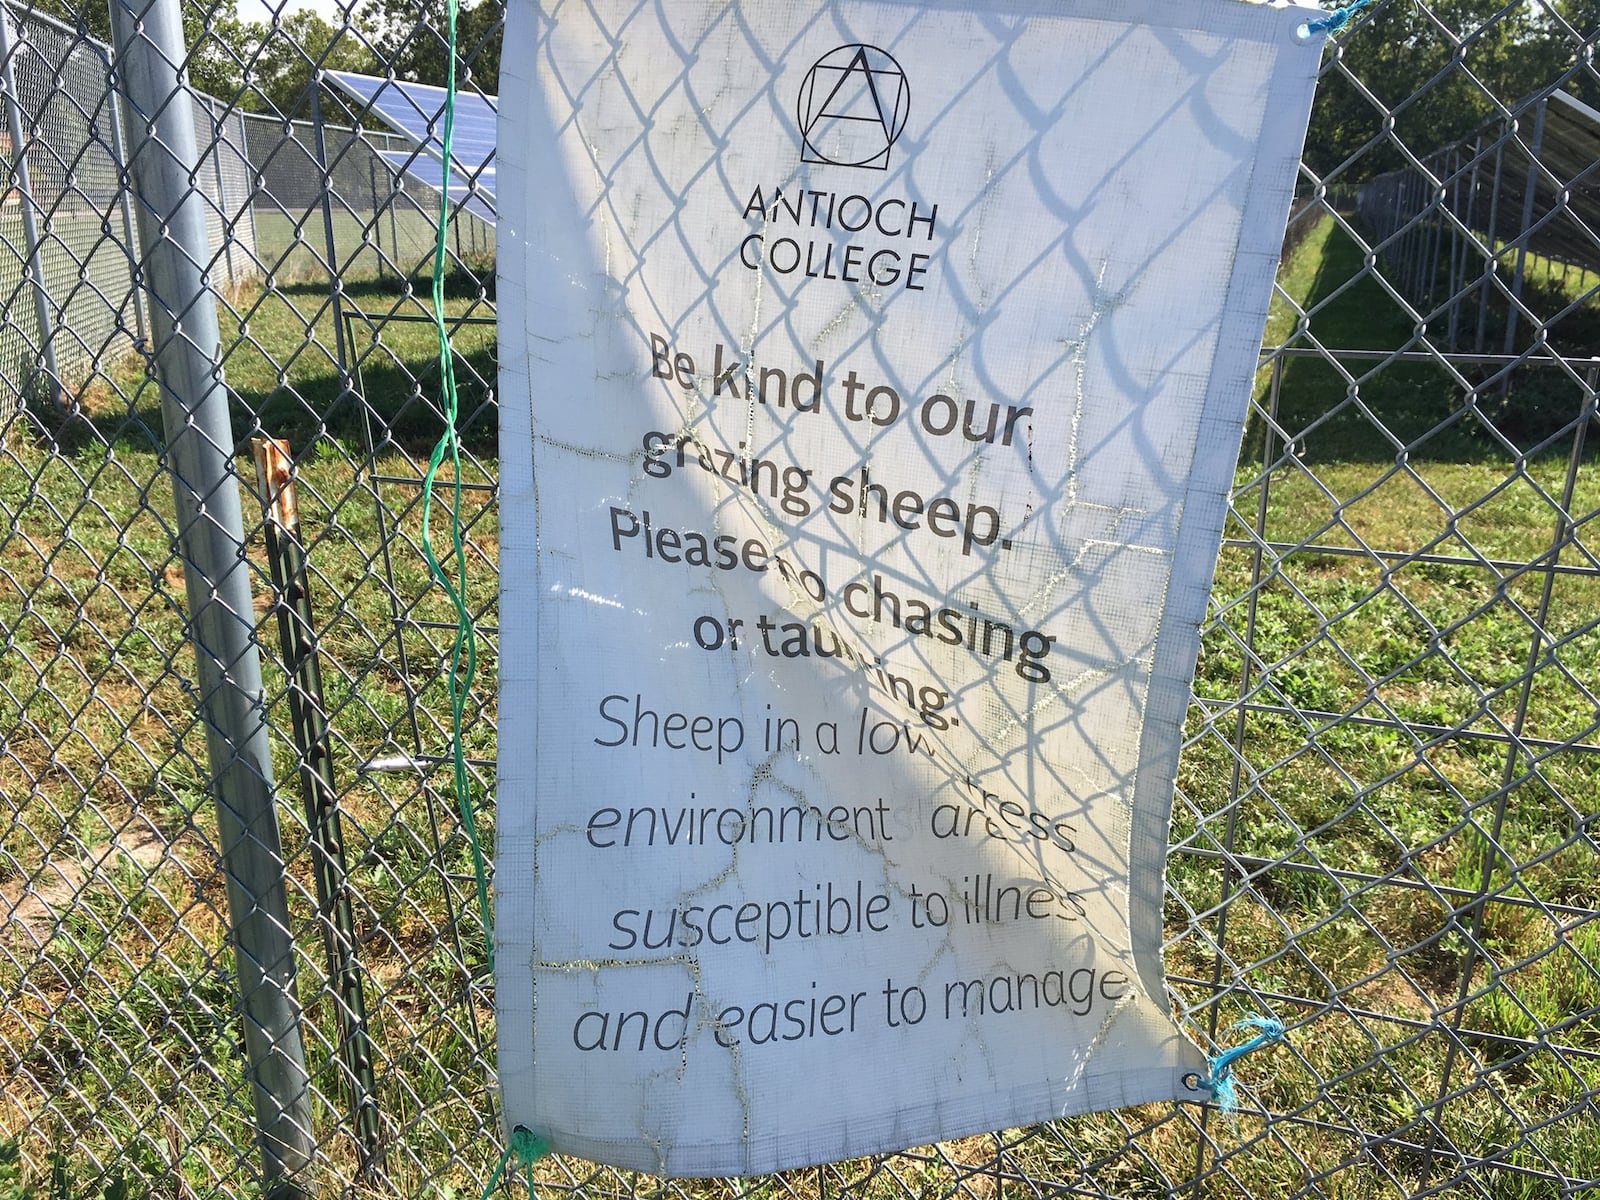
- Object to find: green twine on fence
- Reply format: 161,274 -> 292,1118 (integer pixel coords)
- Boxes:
417,4 -> 547,1193
484,1128 -> 549,1199
417,0 -> 497,977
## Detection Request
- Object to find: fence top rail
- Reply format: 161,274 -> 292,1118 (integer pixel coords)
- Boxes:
1,0 -> 112,62
1264,344 -> 1600,369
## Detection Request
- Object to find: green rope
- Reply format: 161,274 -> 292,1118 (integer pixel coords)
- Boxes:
417,0 -> 495,975
483,1127 -> 549,1198
416,1 -> 543,1183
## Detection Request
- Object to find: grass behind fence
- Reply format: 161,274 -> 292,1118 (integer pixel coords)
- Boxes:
250,209 -> 496,289
0,215 -> 1596,1196
1257,214 -> 1600,461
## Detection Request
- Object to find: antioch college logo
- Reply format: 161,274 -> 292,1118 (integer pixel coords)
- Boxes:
797,44 -> 910,171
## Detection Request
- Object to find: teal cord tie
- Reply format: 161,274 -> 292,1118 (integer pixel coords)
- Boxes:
483,1127 -> 549,1198
1195,1017 -> 1286,1114
1304,0 -> 1376,38
418,3 -> 544,1192
418,0 -> 498,978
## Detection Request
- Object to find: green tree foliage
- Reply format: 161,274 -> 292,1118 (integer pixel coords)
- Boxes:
18,0 -> 252,100
1303,0 -> 1545,185
355,0 -> 502,94
11,0 -> 1586,172
185,0 -> 258,100
18,0 -> 115,48
237,9 -> 377,118
1527,0 -> 1600,109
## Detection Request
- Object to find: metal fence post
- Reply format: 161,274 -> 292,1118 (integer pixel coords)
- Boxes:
310,78 -> 354,418
1475,133 -> 1506,355
207,95 -> 237,288
107,0 -> 315,1195
1434,157 -> 1447,313
253,435 -> 383,1171
106,80 -> 148,347
239,109 -> 261,273
1451,139 -> 1481,350
1503,97 -> 1547,357
0,2 -> 64,413
367,153 -> 388,281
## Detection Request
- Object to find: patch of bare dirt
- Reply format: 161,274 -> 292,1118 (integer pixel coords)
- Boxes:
2,828 -> 173,947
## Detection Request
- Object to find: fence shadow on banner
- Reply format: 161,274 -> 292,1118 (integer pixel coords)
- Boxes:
490,0 -> 1313,1175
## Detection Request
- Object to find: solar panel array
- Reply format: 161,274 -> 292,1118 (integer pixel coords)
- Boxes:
325,70 -> 497,225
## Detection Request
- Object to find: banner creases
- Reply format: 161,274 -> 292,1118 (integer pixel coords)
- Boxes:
495,0 -> 1321,1176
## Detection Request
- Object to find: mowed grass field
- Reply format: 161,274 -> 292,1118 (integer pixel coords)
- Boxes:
0,216 -> 1596,1197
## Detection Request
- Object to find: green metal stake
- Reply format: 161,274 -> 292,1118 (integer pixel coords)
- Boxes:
253,437 -> 384,1171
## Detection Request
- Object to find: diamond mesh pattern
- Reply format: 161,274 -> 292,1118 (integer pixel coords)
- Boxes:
0,1 -> 1595,1197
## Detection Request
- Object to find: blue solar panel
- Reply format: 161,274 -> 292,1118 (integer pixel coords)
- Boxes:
380,151 -> 496,224
325,70 -> 497,224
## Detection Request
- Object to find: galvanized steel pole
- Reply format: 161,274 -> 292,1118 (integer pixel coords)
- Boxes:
0,2 -> 65,414
107,0 -> 315,1194
1503,97 -> 1547,358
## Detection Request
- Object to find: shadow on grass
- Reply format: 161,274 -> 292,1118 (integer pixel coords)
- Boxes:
251,277 -> 500,459
38,266 -> 499,462
38,232 -> 1597,469
1256,219 -> 1599,465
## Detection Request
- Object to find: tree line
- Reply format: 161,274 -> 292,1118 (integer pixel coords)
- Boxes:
17,0 -> 1600,182
1304,0 -> 1600,184
20,0 -> 501,120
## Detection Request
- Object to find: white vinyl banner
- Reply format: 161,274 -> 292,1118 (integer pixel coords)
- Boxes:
496,0 -> 1320,1176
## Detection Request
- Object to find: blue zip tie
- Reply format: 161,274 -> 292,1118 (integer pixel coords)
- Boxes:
1304,0 -> 1377,38
1198,1017 -> 1286,1114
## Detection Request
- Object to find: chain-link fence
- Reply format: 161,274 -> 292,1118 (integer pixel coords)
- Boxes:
243,109 -> 493,284
0,0 -> 1596,1197
0,3 -> 263,407
1358,88 -> 1600,361
0,1 -> 494,414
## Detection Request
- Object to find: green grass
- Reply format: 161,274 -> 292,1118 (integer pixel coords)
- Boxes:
1256,214 -> 1600,463
1165,210 -> 1600,1196
250,209 -> 496,288
0,259 -> 502,1197
0,217 -> 1597,1198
